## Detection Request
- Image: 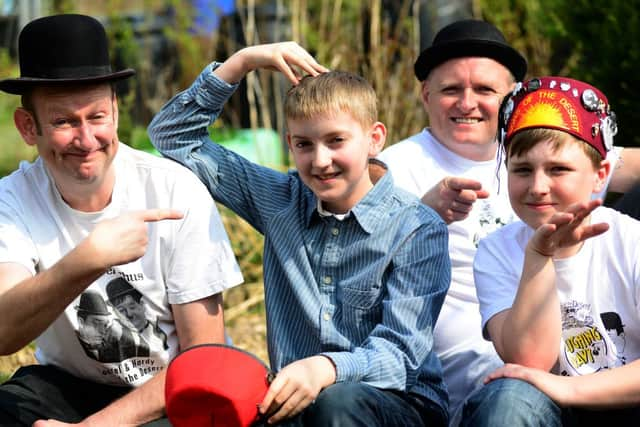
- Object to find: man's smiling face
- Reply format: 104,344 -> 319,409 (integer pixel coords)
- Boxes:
422,57 -> 514,161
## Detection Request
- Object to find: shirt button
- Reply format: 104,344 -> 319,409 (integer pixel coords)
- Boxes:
331,228 -> 339,236
323,312 -> 331,321
323,276 -> 332,285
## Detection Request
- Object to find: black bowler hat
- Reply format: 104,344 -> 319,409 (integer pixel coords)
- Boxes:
0,14 -> 135,95
76,291 -> 110,316
414,19 -> 527,82
106,277 -> 142,303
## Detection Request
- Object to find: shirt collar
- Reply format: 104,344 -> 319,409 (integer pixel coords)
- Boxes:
316,200 -> 351,220
350,170 -> 394,234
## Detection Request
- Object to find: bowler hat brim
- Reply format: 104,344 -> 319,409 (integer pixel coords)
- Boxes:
0,68 -> 136,95
414,39 -> 527,82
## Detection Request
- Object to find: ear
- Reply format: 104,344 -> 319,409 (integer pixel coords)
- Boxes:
368,121 -> 387,157
286,132 -> 293,151
14,108 -> 39,146
593,158 -> 611,194
420,80 -> 430,111
112,92 -> 119,131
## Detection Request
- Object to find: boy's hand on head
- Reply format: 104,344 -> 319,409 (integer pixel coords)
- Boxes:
421,177 -> 490,224
528,200 -> 609,257
84,209 -> 183,269
229,42 -> 328,85
258,355 -> 336,424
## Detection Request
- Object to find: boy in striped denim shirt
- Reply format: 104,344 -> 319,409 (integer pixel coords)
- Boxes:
150,42 -> 451,426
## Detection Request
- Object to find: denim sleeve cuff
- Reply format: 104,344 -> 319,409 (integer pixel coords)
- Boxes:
321,351 -> 367,383
194,62 -> 240,110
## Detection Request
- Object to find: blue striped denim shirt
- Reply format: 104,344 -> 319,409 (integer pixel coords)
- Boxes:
149,63 -> 451,413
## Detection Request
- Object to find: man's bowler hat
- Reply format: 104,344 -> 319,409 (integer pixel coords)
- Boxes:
414,19 -> 527,82
0,14 -> 135,95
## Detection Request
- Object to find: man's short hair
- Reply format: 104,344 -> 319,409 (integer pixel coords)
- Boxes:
284,71 -> 378,129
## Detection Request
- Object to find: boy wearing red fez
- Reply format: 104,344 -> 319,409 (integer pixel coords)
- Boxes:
462,77 -> 640,425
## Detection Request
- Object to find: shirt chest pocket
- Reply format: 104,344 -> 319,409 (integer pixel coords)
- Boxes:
335,281 -> 384,341
338,280 -> 384,310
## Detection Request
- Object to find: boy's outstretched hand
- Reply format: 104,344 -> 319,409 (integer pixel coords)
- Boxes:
214,41 -> 329,86
258,355 -> 336,424
528,199 -> 609,257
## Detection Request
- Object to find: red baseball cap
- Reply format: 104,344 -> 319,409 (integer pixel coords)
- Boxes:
165,344 -> 273,427
499,76 -> 618,158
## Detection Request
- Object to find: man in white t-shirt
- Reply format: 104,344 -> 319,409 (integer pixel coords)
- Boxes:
0,14 -> 243,426
378,19 -> 640,425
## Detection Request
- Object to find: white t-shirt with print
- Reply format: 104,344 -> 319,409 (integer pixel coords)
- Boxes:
378,128 -> 621,423
0,143 -> 243,386
474,207 -> 640,376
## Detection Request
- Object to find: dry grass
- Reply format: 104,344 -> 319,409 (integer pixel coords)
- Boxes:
219,206 -> 269,363
0,346 -> 37,380
224,284 -> 269,364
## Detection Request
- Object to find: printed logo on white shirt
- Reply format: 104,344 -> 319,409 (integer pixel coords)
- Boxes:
74,277 -> 168,385
559,300 -> 623,376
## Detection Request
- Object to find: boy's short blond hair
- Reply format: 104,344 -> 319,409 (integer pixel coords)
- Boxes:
507,128 -> 603,169
284,71 -> 377,129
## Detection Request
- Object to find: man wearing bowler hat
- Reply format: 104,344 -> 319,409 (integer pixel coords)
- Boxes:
378,19 -> 640,425
0,14 -> 243,426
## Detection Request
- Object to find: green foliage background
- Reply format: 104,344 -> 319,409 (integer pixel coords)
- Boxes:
1,0 -> 638,179
481,0 -> 640,147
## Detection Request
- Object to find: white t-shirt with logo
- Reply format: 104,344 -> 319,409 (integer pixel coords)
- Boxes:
378,128 -> 621,423
0,143 -> 243,386
475,207 -> 640,376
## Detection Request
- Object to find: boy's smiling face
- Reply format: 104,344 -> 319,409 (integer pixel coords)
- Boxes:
287,110 -> 386,214
507,138 -> 610,230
